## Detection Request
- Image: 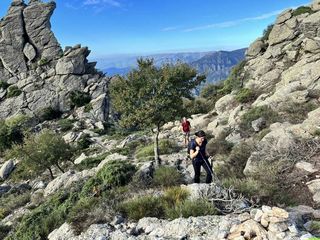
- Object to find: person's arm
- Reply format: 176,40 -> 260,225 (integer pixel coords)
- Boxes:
190,146 -> 200,159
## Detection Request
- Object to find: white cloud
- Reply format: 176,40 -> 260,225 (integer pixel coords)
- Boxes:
183,10 -> 282,32
182,4 -> 309,32
161,26 -> 180,32
83,0 -> 121,7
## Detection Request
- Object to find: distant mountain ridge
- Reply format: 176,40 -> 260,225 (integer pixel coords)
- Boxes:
191,48 -> 246,84
100,49 -> 246,84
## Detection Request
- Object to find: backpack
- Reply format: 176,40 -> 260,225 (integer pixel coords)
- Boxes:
187,139 -> 196,155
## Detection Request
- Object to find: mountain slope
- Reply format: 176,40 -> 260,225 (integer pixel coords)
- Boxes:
191,48 -> 246,84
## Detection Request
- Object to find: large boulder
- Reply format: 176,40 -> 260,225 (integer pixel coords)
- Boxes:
0,160 -> 14,180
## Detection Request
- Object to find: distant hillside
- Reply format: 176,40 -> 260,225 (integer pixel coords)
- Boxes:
101,49 -> 246,85
191,48 -> 246,84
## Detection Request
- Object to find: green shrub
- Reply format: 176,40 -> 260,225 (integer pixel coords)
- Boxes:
97,160 -> 136,188
70,90 -> 91,108
75,152 -> 110,171
161,186 -> 189,208
310,221 -> 320,234
165,199 -> 217,219
235,88 -> 256,103
240,105 -> 279,133
0,192 -> 30,221
261,24 -> 274,41
223,141 -> 253,179
7,130 -> 73,179
0,224 -> 11,240
7,189 -> 80,240
279,101 -> 317,124
84,103 -> 93,112
120,196 -> 165,221
220,60 -> 247,94
76,133 -> 92,150
206,132 -> 233,156
7,85 -> 22,98
135,139 -> 180,159
153,166 -> 182,187
0,115 -> 29,154
38,58 -> 49,66
182,97 -> 211,115
0,81 -> 10,89
38,107 -> 62,121
58,119 -> 74,132
292,6 -> 314,16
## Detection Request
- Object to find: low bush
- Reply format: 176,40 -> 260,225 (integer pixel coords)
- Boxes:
7,85 -> 22,98
261,24 -> 274,41
219,141 -> 253,179
58,119 -> 74,132
0,80 -> 10,89
235,88 -> 257,103
239,105 -> 279,133
279,101 -> 317,124
120,196 -> 165,221
38,107 -> 62,121
165,199 -> 217,219
153,166 -> 182,187
206,132 -> 233,156
70,90 -> 91,108
0,192 -> 31,221
135,139 -> 180,159
220,60 -> 247,94
292,6 -> 314,16
76,133 -> 92,150
0,224 -> 11,240
75,152 -> 110,171
161,186 -> 189,208
97,160 -> 136,188
6,190 -> 79,240
84,103 -> 93,112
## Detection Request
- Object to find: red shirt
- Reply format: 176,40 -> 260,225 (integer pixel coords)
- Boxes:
182,120 -> 190,132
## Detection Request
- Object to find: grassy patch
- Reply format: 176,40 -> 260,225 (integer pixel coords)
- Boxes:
235,88 -> 257,103
292,6 -> 314,16
152,166 -> 182,187
279,101 -> 317,124
57,119 -> 75,132
7,86 -> 22,98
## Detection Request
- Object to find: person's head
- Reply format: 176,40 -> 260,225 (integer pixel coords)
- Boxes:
195,130 -> 206,145
182,117 -> 187,122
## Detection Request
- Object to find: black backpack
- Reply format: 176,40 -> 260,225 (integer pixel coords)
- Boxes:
187,139 -> 196,155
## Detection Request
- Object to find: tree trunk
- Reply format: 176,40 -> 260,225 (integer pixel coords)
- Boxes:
154,123 -> 161,166
48,167 -> 54,180
55,163 -> 65,173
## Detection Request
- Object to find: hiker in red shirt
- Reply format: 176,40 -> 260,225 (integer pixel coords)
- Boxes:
181,117 -> 191,146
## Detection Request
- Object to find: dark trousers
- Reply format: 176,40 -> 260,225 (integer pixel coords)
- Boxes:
192,158 -> 212,183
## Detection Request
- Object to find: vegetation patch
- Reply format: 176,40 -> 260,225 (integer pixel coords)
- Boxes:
135,139 -> 180,160
7,85 -> 22,98
0,80 -> 10,90
97,160 -> 136,188
70,90 -> 91,108
235,88 -> 257,103
152,166 -> 182,187
292,6 -> 314,16
239,105 -> 279,133
38,107 -> 62,121
279,101 -> 317,124
220,60 -> 247,94
261,24 -> 274,41
7,130 -> 73,179
57,119 -> 75,132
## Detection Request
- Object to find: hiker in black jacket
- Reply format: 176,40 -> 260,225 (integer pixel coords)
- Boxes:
189,130 -> 212,183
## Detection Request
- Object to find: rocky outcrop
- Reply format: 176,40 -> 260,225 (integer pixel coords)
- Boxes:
0,0 -> 109,123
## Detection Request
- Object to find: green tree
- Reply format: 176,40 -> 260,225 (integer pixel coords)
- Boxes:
110,58 -> 205,165
8,130 -> 73,179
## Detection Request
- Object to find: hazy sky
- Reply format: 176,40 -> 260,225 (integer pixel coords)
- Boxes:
0,0 -> 310,58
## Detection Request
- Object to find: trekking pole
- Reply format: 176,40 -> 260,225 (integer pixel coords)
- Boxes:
199,151 -> 214,176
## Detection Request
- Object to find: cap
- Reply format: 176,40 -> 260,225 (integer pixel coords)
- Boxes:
195,130 -> 206,137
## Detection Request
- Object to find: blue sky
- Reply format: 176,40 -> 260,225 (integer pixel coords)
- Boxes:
0,0 -> 310,58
